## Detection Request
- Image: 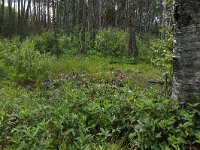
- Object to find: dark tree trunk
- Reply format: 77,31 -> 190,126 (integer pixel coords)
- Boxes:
172,0 -> 200,101
128,0 -> 139,57
17,0 -> 20,35
47,0 -> 51,26
8,0 -> 12,37
88,0 -> 96,48
80,0 -> 86,53
1,0 -> 4,35
19,0 -> 31,39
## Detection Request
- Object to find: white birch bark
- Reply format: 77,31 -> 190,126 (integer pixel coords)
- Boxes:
172,0 -> 200,101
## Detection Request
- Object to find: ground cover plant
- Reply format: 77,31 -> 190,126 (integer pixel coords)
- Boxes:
0,29 -> 199,150
1,0 -> 200,149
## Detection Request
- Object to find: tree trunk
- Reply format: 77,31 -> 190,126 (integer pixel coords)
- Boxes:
17,0 -> 20,35
80,0 -> 86,53
128,0 -> 139,57
1,0 -> 4,35
161,1 -> 166,39
88,0 -> 96,48
19,0 -> 31,39
172,0 -> 200,101
8,0 -> 12,37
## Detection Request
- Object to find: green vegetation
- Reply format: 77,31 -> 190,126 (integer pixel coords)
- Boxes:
95,28 -> 129,56
0,29 -> 199,149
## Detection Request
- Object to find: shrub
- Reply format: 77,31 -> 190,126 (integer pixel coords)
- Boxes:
31,31 -> 56,54
1,39 -> 52,85
59,35 -> 73,54
95,28 -> 128,56
70,30 -> 93,53
0,38 -> 20,80
138,27 -> 173,71
15,40 -> 52,84
148,39 -> 172,70
0,60 -> 5,79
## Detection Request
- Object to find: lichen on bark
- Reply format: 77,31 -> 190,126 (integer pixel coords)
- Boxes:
172,0 -> 200,101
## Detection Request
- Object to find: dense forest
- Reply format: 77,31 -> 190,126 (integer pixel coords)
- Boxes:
0,0 -> 200,149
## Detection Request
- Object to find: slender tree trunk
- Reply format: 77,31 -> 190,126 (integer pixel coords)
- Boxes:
17,0 -> 21,35
19,0 -> 24,38
47,0 -> 51,26
20,0 -> 31,39
128,0 -> 139,57
72,0 -> 76,35
52,0 -> 59,59
1,0 -> 4,35
80,0 -> 86,53
88,0 -> 96,48
33,0 -> 36,30
37,0 -> 41,32
161,0 -> 166,39
63,0 -> 69,34
172,0 -> 200,101
95,0 -> 100,30
13,0 -> 16,34
8,0 -> 12,37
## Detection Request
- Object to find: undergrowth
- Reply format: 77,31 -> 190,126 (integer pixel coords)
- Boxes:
0,29 -> 199,150
0,79 -> 200,149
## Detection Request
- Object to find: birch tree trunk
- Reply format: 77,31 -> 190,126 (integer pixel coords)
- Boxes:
172,0 -> 200,101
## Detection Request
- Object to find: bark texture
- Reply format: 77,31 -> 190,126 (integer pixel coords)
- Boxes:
172,0 -> 200,101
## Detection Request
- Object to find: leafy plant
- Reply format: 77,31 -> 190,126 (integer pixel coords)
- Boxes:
95,28 -> 128,56
0,39 -> 52,85
31,31 -> 56,54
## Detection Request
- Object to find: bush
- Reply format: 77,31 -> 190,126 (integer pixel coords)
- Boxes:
95,28 -> 128,56
0,38 -> 20,80
138,27 -> 173,71
59,35 -> 77,55
70,30 -> 93,53
31,31 -> 56,54
0,39 -> 52,85
0,60 -> 5,79
31,31 -> 92,56
148,39 -> 172,70
15,40 -> 52,84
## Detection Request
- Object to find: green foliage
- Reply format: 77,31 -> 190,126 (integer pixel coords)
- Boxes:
138,37 -> 172,71
59,35 -> 73,54
0,81 -> 200,149
0,30 -> 199,150
165,0 -> 173,6
137,26 -> 173,72
0,38 -> 20,79
70,29 -> 93,53
148,39 -> 172,70
0,59 -> 6,79
0,38 -> 52,85
31,32 -> 56,54
13,40 -> 52,84
30,30 -> 91,56
128,98 -> 200,149
95,28 -> 128,56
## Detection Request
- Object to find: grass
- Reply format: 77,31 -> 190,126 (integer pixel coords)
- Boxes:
48,54 -> 163,89
1,53 -> 200,149
49,55 -> 110,74
0,53 -> 168,149
1,31 -> 200,149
